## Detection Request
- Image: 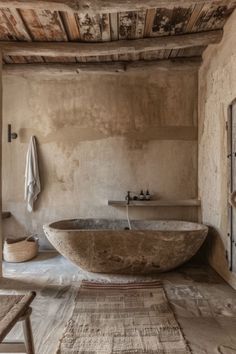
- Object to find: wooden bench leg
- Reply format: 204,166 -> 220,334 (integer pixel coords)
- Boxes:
0,342 -> 26,353
21,309 -> 35,354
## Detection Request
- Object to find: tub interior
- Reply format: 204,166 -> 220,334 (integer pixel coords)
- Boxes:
49,219 -> 207,232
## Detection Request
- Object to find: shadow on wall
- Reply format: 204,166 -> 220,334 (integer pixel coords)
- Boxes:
205,226 -> 230,272
191,235 -> 208,264
2,216 -> 29,241
33,137 -> 45,212
188,226 -> 228,266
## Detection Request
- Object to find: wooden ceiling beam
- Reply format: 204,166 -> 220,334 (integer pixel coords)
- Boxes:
3,58 -> 202,75
0,0 -> 234,14
0,30 -> 222,57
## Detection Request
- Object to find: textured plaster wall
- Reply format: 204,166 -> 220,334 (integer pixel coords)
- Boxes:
2,68 -> 198,248
199,10 -> 236,289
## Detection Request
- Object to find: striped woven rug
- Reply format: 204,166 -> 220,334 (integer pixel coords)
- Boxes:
57,281 -> 190,354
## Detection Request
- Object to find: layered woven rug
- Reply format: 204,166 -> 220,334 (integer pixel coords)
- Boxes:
57,281 -> 190,354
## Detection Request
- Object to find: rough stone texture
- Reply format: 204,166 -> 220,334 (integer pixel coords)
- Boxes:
43,219 -> 208,274
2,68 -> 198,248
199,9 -> 236,289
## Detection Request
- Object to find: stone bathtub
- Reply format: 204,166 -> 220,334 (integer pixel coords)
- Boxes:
43,219 -> 208,274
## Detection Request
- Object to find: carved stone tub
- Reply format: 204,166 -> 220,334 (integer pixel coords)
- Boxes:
43,219 -> 208,274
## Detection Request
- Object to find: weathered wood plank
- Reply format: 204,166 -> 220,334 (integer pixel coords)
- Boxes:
163,49 -> 172,59
118,52 -> 140,61
185,3 -> 205,32
202,2 -> 235,31
152,7 -> 173,36
117,53 -> 129,61
109,13 -> 118,41
144,8 -> 156,37
156,49 -> 166,59
19,9 -> 46,40
0,30 -> 222,57
4,62 -> 125,75
3,55 -> 14,64
9,55 -> 28,63
82,55 -> 100,62
0,8 -> 31,40
135,10 -> 146,39
44,56 -> 76,62
176,48 -> 186,57
111,53 -> 119,61
169,48 -> 179,58
101,13 -> 110,41
75,55 -> 87,62
152,5 -> 194,36
19,9 -> 67,41
60,11 -> 80,40
169,5 -> 193,34
140,50 -> 163,61
25,55 -> 44,62
191,2 -> 229,32
76,13 -> 102,41
33,9 -> 67,40
3,58 -> 202,76
193,3 -> 217,32
96,54 -> 113,62
119,11 -> 137,39
180,45 -> 206,57
0,0 -> 234,15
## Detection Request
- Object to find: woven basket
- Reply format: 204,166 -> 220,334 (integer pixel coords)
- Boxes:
3,236 -> 39,263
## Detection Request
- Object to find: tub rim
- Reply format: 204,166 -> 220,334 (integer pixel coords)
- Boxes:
43,218 -> 209,234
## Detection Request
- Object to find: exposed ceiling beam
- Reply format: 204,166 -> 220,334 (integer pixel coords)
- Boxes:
3,58 -> 202,76
0,30 -> 222,58
0,0 -> 234,14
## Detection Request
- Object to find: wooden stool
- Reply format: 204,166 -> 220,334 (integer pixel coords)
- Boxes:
0,291 -> 36,354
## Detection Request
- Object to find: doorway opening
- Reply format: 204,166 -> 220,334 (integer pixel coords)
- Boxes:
227,100 -> 236,272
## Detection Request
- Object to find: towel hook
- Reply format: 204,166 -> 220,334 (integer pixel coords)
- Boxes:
8,124 -> 18,143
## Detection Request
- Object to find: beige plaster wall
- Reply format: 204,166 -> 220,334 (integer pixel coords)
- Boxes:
199,10 -> 236,289
2,68 -> 198,248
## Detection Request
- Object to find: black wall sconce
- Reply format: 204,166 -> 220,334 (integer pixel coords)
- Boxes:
8,124 -> 18,143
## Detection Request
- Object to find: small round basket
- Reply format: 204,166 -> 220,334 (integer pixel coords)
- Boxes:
3,236 -> 39,263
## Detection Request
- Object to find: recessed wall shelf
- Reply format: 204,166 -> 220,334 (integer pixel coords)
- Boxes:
108,199 -> 201,207
2,211 -> 11,219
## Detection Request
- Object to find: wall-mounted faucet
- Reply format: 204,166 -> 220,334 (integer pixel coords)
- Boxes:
8,124 -> 18,143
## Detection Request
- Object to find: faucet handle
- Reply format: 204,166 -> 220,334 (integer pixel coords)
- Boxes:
126,191 -> 134,205
125,191 -> 131,199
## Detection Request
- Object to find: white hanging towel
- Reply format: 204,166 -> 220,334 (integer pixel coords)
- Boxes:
25,136 -> 41,212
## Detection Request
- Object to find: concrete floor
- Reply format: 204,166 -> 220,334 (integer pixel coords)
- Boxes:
0,252 -> 236,354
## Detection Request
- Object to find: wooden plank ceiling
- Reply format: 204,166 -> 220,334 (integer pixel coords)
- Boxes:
0,1 -> 235,64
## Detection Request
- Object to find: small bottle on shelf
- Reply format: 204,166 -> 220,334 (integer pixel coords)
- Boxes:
145,190 -> 151,200
139,190 -> 145,200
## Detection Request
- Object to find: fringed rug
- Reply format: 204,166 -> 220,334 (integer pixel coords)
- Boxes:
57,281 -> 190,354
